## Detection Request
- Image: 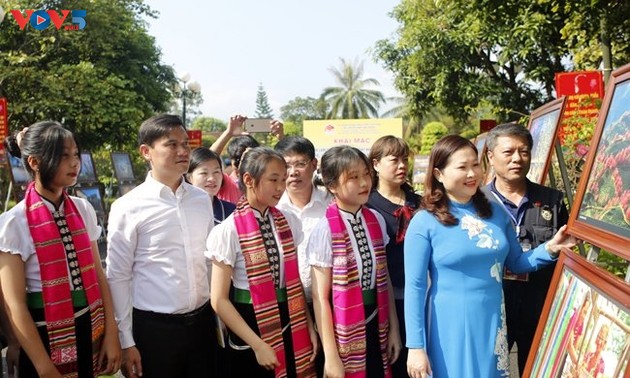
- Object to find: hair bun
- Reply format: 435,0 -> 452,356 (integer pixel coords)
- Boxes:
4,134 -> 21,158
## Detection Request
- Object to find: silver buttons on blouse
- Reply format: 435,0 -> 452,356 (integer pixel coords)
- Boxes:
258,216 -> 281,288
349,217 -> 372,290
53,210 -> 83,290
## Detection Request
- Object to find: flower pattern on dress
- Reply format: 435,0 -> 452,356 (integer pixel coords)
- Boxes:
494,300 -> 510,377
460,214 -> 499,250
490,259 -> 502,283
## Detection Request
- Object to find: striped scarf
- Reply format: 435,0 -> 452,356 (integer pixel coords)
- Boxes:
25,183 -> 105,377
326,203 -> 391,378
233,199 -> 315,378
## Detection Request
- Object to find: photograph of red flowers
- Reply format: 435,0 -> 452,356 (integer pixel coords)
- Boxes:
568,63 -> 630,257
577,78 -> 630,240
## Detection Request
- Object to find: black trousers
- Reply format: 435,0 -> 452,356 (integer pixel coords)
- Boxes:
19,306 -> 94,378
228,300 -> 297,378
132,302 -> 216,378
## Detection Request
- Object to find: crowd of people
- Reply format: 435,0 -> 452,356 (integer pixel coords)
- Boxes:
0,115 -> 579,378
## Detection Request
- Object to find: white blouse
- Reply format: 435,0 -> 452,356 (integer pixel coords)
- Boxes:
0,196 -> 102,292
306,207 -> 389,289
206,207 -> 303,290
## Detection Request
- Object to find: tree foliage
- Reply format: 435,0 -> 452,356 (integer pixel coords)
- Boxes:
0,0 -> 175,151
191,116 -> 226,133
375,0 -> 630,124
280,96 -> 327,124
254,83 -> 273,118
321,58 -> 386,119
420,121 -> 448,155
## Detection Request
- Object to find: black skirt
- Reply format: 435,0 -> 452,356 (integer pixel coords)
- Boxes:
228,300 -> 298,378
19,306 -> 95,378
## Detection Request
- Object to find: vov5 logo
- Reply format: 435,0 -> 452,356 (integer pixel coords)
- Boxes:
9,9 -> 86,30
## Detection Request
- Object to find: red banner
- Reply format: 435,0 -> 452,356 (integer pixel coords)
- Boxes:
0,98 -> 8,152
187,129 -> 202,149
479,119 -> 497,133
554,71 -> 604,143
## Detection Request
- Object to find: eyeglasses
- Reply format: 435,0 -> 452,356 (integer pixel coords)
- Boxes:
285,160 -> 310,171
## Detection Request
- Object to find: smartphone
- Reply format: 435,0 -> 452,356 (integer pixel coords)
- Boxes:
244,118 -> 272,133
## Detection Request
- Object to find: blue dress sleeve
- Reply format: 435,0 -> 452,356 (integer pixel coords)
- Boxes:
404,210 -> 432,348
500,208 -> 556,274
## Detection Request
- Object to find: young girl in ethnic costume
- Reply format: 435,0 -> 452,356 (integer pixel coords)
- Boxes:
208,147 -> 317,378
0,122 -> 121,377
308,145 -> 401,378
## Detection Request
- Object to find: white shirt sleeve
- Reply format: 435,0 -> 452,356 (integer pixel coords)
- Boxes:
206,215 -> 240,267
371,209 -> 390,247
105,197 -> 139,349
306,217 -> 333,268
70,196 -> 102,241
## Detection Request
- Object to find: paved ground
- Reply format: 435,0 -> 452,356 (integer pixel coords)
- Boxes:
2,238 -> 521,378
3,346 -> 520,377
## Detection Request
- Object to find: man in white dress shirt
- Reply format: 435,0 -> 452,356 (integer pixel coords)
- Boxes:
275,136 -> 332,304
106,114 -> 215,378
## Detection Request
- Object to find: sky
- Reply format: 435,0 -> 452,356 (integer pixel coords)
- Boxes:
144,0 -> 402,121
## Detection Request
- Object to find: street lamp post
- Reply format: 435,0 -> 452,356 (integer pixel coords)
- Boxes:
178,72 -> 201,128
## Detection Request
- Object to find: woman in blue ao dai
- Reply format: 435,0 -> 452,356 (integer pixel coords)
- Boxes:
404,135 -> 578,378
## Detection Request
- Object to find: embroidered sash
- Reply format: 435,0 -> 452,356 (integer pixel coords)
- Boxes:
25,183 -> 105,377
326,203 -> 391,378
233,199 -> 315,378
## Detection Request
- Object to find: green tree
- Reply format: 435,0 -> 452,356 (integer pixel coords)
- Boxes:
0,0 -> 175,151
558,0 -> 630,83
375,0 -> 630,124
254,83 -> 274,118
282,121 -> 301,137
321,58 -> 385,119
280,96 -> 328,124
420,122 -> 448,155
191,116 -> 226,132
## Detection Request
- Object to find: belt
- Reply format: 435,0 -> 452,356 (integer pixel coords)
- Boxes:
133,302 -> 210,323
233,288 -> 287,304
27,290 -> 88,309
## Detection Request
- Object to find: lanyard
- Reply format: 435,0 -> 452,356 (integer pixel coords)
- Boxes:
489,191 -> 525,238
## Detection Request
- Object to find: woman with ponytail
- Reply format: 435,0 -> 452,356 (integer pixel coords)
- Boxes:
0,122 -> 121,377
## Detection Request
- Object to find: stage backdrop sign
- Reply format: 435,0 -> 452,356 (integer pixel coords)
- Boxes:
0,98 -> 8,152
304,118 -> 402,160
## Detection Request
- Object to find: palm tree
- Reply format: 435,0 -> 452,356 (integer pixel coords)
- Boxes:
321,58 -> 385,119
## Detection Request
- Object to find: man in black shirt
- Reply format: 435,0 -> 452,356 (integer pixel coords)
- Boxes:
482,123 -> 569,375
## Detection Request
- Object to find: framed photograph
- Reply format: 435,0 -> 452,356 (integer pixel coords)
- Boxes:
526,97 -> 567,185
474,132 -> 491,180
412,155 -> 430,185
110,152 -> 136,183
524,250 -> 629,378
73,185 -> 105,218
474,132 -> 488,163
567,63 -> 630,257
77,151 -> 98,184
7,150 -> 30,186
